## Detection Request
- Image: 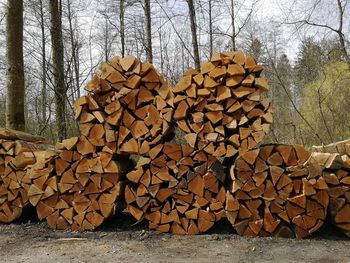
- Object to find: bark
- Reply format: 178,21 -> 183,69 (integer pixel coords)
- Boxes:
6,0 -> 25,131
119,0 -> 125,57
49,0 -> 67,141
144,0 -> 153,63
186,0 -> 200,71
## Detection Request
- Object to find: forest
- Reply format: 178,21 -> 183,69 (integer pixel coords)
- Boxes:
0,0 -> 349,147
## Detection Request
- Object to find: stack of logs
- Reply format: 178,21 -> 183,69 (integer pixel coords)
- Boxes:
0,128 -> 50,223
312,140 -> 350,237
1,51 -> 350,239
125,143 -> 226,234
225,144 -> 329,238
27,137 -> 132,231
173,51 -> 272,157
75,55 -> 174,155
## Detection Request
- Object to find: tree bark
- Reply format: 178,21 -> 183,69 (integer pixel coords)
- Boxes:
6,0 -> 25,131
144,0 -> 153,63
49,0 -> 67,141
119,0 -> 125,57
186,0 -> 200,71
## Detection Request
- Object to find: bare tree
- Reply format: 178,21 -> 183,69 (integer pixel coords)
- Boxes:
144,0 -> 153,63
6,0 -> 25,131
284,0 -> 350,66
49,0 -> 67,141
119,0 -> 126,57
186,0 -> 200,71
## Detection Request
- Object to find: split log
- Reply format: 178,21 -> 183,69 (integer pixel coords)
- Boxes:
172,51 -> 272,158
75,56 -> 174,156
0,128 -> 47,143
125,142 -> 226,234
27,136 -> 133,231
0,135 -> 51,223
225,144 -> 329,238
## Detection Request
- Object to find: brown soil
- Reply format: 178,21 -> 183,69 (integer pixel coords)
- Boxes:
0,208 -> 349,263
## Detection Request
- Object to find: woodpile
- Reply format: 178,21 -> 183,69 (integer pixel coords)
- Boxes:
172,51 -> 272,157
27,136 -> 133,231
225,144 -> 329,238
75,55 -> 174,156
125,143 -> 226,234
313,140 -> 350,237
0,128 -> 50,223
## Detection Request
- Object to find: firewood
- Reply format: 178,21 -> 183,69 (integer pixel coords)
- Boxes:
75,56 -> 174,156
125,142 -> 226,234
172,51 -> 272,158
225,144 -> 328,238
28,136 -> 133,231
313,140 -> 350,237
0,133 -> 51,223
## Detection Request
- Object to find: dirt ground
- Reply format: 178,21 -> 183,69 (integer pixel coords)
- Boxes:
0,210 -> 349,263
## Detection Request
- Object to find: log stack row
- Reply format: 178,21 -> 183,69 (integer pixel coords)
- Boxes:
0,128 -> 50,223
225,144 -> 330,238
27,137 -> 133,231
125,143 -> 226,234
313,140 -> 350,237
75,55 -> 174,156
172,51 -> 272,157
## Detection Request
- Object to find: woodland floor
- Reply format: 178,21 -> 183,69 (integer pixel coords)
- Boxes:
0,209 -> 349,263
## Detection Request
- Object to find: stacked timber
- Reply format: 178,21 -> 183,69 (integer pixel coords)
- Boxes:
313,140 -> 350,237
225,144 -> 329,238
0,128 -> 50,223
172,51 -> 272,157
125,143 -> 226,234
26,136 -> 133,231
74,55 -> 174,155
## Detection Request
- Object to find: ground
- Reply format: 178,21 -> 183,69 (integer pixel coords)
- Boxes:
0,210 -> 349,263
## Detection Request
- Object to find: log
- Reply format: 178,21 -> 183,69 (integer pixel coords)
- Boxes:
225,144 -> 329,238
75,56 -> 174,156
28,136 -> 133,231
125,142 -> 226,234
172,51 -> 272,158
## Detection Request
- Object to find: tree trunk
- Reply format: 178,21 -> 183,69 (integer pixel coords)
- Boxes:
336,0 -> 350,66
186,0 -> 200,71
231,0 -> 236,51
39,0 -> 47,128
144,0 -> 153,63
208,0 -> 213,57
67,0 -> 80,98
119,0 -> 125,57
6,0 -> 25,131
49,0 -> 67,141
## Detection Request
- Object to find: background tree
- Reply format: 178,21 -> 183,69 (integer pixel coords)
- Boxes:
5,0 -> 25,131
49,0 -> 67,141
